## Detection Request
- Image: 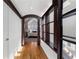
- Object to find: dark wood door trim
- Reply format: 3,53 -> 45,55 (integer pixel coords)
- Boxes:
21,19 -> 25,46
38,19 -> 40,45
53,0 -> 63,59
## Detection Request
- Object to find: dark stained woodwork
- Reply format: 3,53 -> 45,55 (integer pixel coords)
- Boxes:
41,0 -> 63,59
42,21 -> 54,25
22,14 -> 41,19
42,17 -> 44,41
63,35 -> 76,39
21,19 -> 25,46
45,14 -> 50,43
63,38 -> 76,44
53,0 -> 63,59
24,20 -> 28,38
54,5 -> 58,52
38,19 -> 40,45
57,0 -> 63,58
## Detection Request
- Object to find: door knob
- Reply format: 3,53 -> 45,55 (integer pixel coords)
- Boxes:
6,38 -> 9,41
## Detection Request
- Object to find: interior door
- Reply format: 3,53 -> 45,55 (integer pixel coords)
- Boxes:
3,2 -> 9,59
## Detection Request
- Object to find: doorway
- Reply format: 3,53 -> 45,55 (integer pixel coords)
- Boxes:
22,15 -> 41,45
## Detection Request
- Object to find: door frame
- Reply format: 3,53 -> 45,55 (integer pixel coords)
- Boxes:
21,14 -> 41,46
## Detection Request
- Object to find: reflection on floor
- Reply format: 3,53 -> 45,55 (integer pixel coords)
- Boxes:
14,42 -> 48,59
25,38 -> 37,42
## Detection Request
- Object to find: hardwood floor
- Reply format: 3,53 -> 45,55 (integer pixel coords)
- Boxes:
14,42 -> 48,59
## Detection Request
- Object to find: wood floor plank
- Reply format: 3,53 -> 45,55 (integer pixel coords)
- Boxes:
14,42 -> 48,59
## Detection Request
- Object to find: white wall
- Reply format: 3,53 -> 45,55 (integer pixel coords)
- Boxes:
40,18 -> 42,38
9,5 -> 22,59
3,2 -> 22,59
3,2 -> 9,59
41,40 -> 57,59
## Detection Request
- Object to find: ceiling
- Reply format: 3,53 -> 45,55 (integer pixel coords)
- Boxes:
10,0 -> 52,17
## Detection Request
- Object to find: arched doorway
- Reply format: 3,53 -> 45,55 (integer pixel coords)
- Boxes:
22,14 -> 41,45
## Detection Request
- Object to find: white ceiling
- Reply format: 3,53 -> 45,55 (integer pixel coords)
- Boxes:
11,0 -> 52,17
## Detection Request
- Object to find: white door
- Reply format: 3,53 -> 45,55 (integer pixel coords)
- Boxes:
3,2 -> 9,59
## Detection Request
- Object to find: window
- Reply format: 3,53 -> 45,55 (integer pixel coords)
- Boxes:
49,23 -> 54,33
48,11 -> 54,48
42,16 -> 46,41
62,40 -> 76,59
49,34 -> 54,48
41,10 -> 54,49
62,13 -> 76,59
62,0 -> 76,58
49,11 -> 54,22
63,15 -> 76,37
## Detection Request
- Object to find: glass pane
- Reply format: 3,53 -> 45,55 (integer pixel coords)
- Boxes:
42,25 -> 44,40
62,40 -> 76,59
49,11 -> 54,22
44,33 -> 46,41
42,16 -> 45,25
49,23 -> 54,33
49,34 -> 54,48
63,0 -> 76,14
63,15 -> 76,37
40,23 -> 42,38
44,25 -> 46,33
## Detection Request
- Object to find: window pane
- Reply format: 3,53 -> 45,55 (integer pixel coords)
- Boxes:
44,33 -> 46,41
42,16 -> 45,25
49,34 -> 54,48
63,0 -> 76,14
49,11 -> 54,22
44,25 -> 46,33
63,15 -> 76,37
49,23 -> 54,33
62,40 -> 76,59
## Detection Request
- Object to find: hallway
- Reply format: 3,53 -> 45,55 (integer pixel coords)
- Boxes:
14,41 -> 48,59
3,0 -> 76,59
